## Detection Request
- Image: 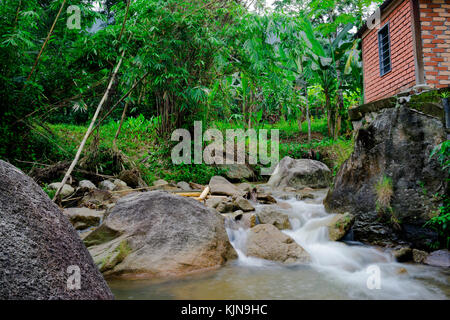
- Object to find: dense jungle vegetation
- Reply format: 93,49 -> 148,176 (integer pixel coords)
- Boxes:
1,0 -> 382,182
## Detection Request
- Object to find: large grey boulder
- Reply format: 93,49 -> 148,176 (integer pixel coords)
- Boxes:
245,224 -> 310,264
84,191 -> 237,278
267,157 -> 331,189
324,106 -> 447,248
0,160 -> 113,300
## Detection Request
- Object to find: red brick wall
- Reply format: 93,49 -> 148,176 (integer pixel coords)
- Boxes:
419,0 -> 450,89
362,0 -> 416,103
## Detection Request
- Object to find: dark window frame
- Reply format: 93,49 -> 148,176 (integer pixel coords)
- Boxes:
378,22 -> 392,77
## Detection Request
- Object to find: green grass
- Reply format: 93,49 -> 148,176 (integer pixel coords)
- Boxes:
38,115 -> 353,185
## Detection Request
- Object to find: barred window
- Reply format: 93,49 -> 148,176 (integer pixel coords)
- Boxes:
378,23 -> 391,76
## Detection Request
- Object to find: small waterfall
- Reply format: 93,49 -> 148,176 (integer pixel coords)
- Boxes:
224,191 -> 448,299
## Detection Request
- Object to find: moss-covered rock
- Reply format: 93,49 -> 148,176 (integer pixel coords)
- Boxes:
327,213 -> 355,241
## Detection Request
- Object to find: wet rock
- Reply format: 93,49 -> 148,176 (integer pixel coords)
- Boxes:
239,212 -> 258,228
84,191 -> 237,278
216,200 -> 237,213
279,194 -> 292,200
176,181 -> 192,191
396,267 -> 408,275
118,169 -> 147,188
257,207 -> 292,230
237,183 -> 252,192
296,193 -> 315,201
209,176 -> 244,197
277,202 -> 292,210
424,250 -> 450,268
153,179 -> 169,187
205,197 -> 225,209
413,249 -> 429,264
393,247 -> 413,262
64,208 -> 104,230
218,163 -> 255,182
324,106 -> 445,248
233,196 -> 255,212
256,193 -> 277,204
0,160 -> 113,299
98,180 -> 116,191
327,213 -> 355,241
113,179 -> 127,188
113,186 -> 135,198
189,182 -> 204,190
268,156 -> 331,189
81,189 -> 113,209
79,180 -> 96,190
48,182 -> 74,198
246,224 -> 310,264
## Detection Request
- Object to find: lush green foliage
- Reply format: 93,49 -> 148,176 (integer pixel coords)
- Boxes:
0,0 -> 380,183
425,140 -> 450,249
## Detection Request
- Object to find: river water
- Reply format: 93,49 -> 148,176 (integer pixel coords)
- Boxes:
108,189 -> 450,300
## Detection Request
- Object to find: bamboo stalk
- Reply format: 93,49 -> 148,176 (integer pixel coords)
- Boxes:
25,0 -> 66,86
53,51 -> 126,201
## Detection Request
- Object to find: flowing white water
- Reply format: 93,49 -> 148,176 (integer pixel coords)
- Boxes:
108,189 -> 449,300
226,191 -> 448,300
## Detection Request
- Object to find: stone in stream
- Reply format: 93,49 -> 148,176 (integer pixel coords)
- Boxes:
205,197 -> 224,209
64,207 -> 105,230
246,224 -> 310,264
0,160 -> 113,299
48,182 -> 75,198
218,163 -> 255,182
118,169 -> 147,188
216,200 -> 237,213
267,156 -> 331,190
233,196 -> 255,212
81,189 -> 113,209
176,181 -> 192,191
327,213 -> 355,241
424,250 -> 450,268
392,247 -> 413,262
256,207 -> 292,230
209,176 -> 245,197
324,106 -> 446,248
113,179 -> 127,188
78,179 -> 97,190
412,249 -> 429,264
153,179 -> 169,187
237,183 -> 252,192
98,180 -> 116,191
84,191 -> 237,278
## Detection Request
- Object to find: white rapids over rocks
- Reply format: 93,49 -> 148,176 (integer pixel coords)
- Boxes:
226,190 -> 448,300
108,188 -> 449,300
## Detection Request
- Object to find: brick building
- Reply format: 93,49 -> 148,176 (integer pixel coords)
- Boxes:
356,0 -> 450,104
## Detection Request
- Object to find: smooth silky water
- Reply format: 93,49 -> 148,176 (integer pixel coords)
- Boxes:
108,189 -> 450,300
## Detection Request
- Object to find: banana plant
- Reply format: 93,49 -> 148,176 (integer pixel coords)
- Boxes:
300,16 -> 356,139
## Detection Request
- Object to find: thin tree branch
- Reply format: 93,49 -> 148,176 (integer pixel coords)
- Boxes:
52,50 -> 126,201
24,0 -> 66,87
